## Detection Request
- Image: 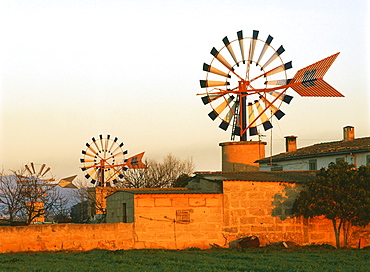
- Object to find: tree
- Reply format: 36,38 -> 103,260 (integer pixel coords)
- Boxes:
118,154 -> 194,188
0,171 -> 25,224
292,162 -> 370,248
67,179 -> 90,223
0,168 -> 69,225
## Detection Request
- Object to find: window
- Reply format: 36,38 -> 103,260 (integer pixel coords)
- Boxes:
176,209 -> 192,223
309,159 -> 317,170
367,155 -> 370,166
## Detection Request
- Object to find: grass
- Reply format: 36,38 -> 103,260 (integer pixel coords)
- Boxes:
0,246 -> 369,272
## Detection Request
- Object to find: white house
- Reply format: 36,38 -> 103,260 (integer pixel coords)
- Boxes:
256,126 -> 370,171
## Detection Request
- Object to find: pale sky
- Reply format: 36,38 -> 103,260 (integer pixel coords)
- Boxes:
1,0 -> 369,185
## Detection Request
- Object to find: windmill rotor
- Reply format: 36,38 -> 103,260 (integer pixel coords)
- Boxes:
18,162 -> 55,183
199,29 -> 343,141
80,135 -> 147,187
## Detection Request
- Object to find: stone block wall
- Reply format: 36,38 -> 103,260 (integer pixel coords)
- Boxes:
0,223 -> 134,253
220,141 -> 267,171
133,193 -> 225,249
221,180 -> 370,247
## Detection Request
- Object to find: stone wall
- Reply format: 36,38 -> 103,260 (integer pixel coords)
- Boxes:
132,193 -> 225,249
1,180 -> 369,253
220,141 -> 267,171
0,193 -> 225,253
222,180 -> 370,247
0,223 -> 134,253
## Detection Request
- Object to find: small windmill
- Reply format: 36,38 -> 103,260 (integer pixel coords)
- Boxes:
15,162 -> 77,223
18,162 -> 77,188
80,135 -> 147,187
199,29 -> 344,141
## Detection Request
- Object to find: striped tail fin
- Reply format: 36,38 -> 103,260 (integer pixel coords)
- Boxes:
290,52 -> 344,97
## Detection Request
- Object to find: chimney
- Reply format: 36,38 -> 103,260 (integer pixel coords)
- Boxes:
343,126 -> 355,141
285,136 -> 297,152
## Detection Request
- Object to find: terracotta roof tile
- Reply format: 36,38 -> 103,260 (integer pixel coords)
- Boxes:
256,137 -> 370,163
111,187 -> 221,195
195,171 -> 317,183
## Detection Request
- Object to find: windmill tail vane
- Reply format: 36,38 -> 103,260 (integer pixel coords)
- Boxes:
124,152 -> 147,169
199,29 -> 344,141
289,52 -> 344,97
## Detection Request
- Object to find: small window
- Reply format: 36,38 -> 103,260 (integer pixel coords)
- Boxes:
176,209 -> 192,223
366,155 -> 370,166
309,159 -> 317,170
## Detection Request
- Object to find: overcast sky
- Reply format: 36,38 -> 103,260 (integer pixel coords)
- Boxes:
1,0 -> 369,185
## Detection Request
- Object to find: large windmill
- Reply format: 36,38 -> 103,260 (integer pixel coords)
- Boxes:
199,30 -> 344,141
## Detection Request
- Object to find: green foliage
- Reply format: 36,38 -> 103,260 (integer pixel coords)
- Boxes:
292,162 -> 370,248
0,248 -> 369,271
272,184 -> 301,220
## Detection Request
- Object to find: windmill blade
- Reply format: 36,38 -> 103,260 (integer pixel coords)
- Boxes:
208,95 -> 235,120
260,96 -> 285,120
85,143 -> 97,155
30,162 -> 36,174
108,137 -> 118,154
85,168 -> 98,181
91,138 -> 101,153
105,135 -> 110,152
254,100 -> 273,131
265,79 -> 292,85
41,167 -> 51,177
248,30 -> 259,64
82,150 -> 96,158
237,30 -> 245,64
111,142 -> 124,156
125,152 -> 147,169
99,135 -> 104,153
201,93 -> 223,105
38,164 -> 46,176
210,47 -> 234,71
246,30 -> 259,79
268,91 -> 293,104
219,100 -> 238,131
247,102 -> 258,136
256,35 -> 273,66
25,165 -> 33,175
261,45 -> 285,70
42,178 -> 55,182
200,80 -> 229,88
264,61 -> 292,77
80,158 -> 95,163
290,52 -> 344,97
222,36 -> 239,66
16,175 -> 30,183
203,63 -> 230,78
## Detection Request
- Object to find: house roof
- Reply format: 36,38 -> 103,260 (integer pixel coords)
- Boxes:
194,170 -> 317,183
109,187 -> 221,196
256,137 -> 370,163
